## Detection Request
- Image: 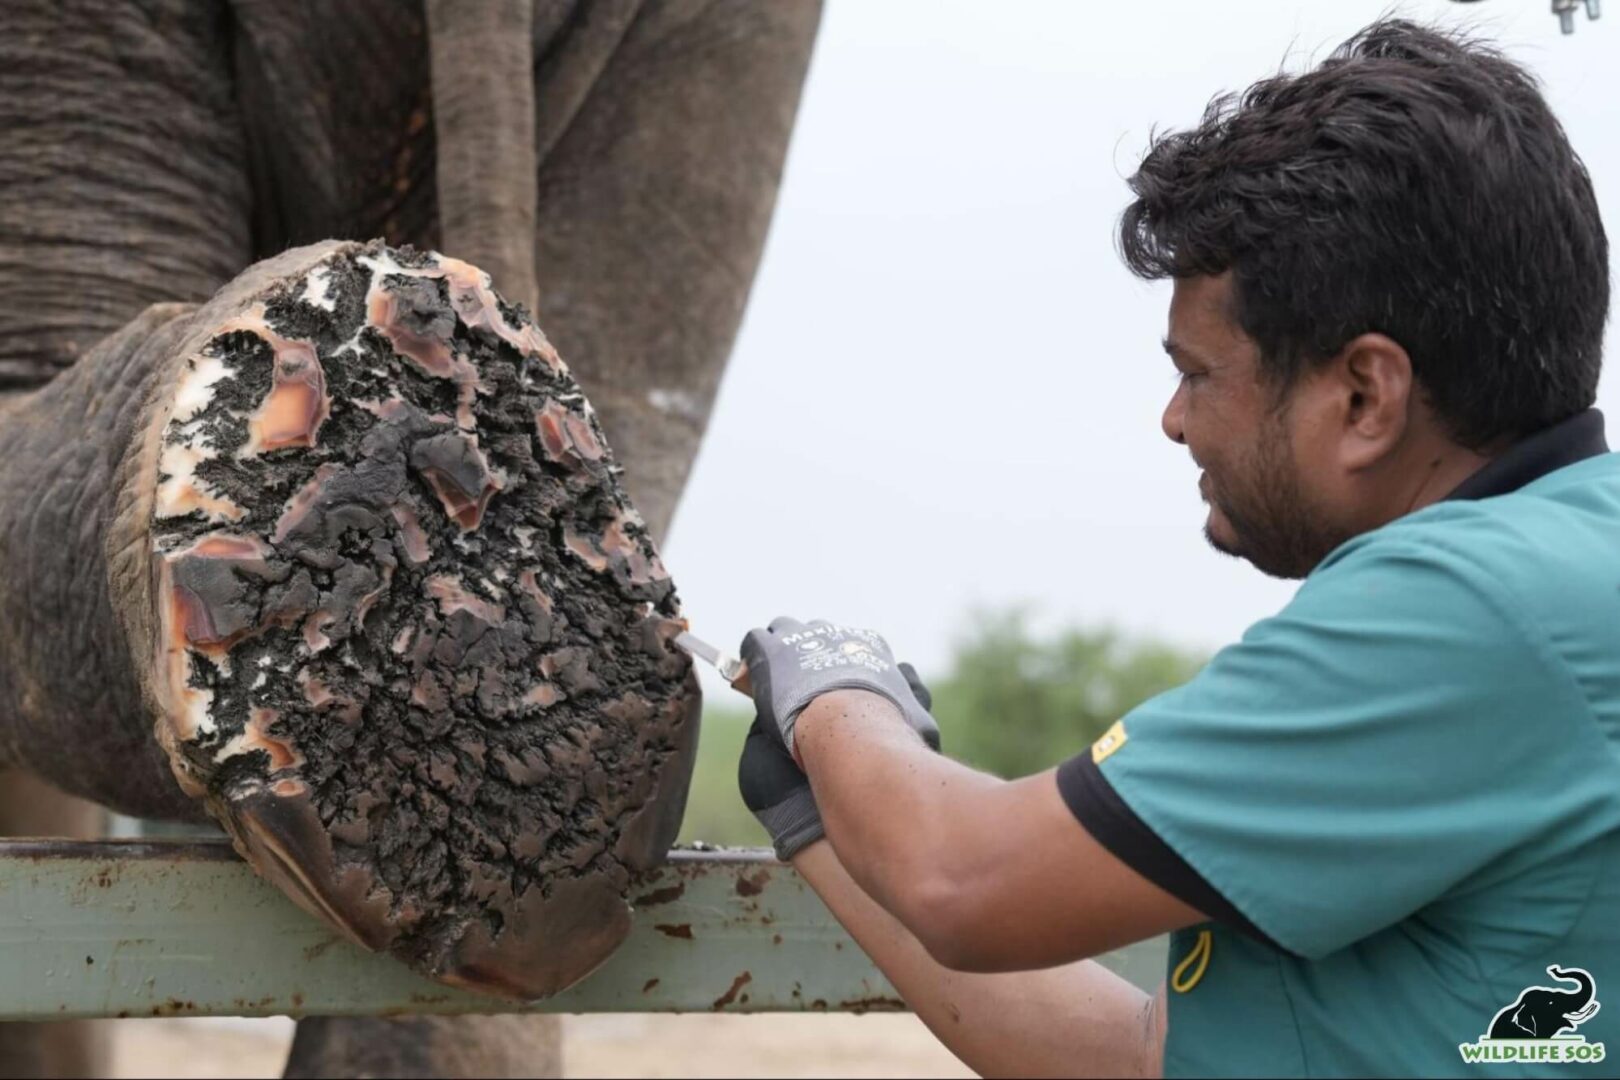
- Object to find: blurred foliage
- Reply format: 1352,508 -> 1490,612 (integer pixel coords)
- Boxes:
930,610 -> 1206,779
676,610 -> 1206,846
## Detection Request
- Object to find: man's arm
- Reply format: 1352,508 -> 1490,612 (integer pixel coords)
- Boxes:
793,840 -> 1167,1079
796,688 -> 1205,972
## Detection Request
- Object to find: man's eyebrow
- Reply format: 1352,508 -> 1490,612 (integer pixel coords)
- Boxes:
1162,337 -> 1218,369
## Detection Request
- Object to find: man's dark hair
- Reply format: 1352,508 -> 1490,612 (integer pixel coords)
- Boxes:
1120,19 -> 1608,447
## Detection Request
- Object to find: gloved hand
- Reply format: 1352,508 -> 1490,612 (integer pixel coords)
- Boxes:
738,718 -> 824,861
738,664 -> 936,861
739,616 -> 940,758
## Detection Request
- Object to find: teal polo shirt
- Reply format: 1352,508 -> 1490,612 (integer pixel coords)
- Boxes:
1058,410 -> 1620,1076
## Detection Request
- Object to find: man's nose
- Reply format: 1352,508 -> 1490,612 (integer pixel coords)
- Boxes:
1161,383 -> 1188,445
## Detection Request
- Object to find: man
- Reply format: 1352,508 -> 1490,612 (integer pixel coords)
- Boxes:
734,19 -> 1617,1078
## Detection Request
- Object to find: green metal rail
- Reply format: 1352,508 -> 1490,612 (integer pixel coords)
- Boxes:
0,839 -> 1166,1019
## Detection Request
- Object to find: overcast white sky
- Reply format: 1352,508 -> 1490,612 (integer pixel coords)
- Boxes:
661,0 -> 1618,685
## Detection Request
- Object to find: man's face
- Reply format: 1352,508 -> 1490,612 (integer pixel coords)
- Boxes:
1160,275 -> 1351,579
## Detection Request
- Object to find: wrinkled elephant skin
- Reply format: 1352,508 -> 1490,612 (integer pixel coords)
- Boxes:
0,0 -> 821,1074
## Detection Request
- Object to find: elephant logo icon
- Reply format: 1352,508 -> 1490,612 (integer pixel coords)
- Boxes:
1459,966 -> 1607,1065
1489,967 -> 1601,1040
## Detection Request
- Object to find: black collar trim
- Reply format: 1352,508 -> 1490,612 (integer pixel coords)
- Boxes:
1444,410 -> 1609,502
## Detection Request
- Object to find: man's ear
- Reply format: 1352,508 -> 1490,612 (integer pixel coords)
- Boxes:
1334,332 -> 1414,471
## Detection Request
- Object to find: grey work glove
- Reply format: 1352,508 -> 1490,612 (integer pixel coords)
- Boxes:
739,615 -> 940,758
738,666 -> 936,861
738,718 -> 824,861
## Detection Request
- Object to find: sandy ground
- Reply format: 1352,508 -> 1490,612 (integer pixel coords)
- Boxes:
101,1014 -> 977,1079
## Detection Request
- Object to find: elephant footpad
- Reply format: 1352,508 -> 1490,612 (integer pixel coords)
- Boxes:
144,241 -> 698,998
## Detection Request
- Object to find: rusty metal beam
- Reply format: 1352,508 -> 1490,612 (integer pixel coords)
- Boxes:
0,840 -> 1166,1019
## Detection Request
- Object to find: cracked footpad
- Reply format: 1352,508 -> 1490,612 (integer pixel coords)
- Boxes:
144,241 -> 698,998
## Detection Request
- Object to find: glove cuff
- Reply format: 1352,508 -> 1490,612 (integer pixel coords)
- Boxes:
782,678 -> 907,740
754,787 -> 825,862
784,681 -> 939,755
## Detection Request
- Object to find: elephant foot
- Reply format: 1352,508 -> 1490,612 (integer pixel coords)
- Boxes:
133,240 -> 698,997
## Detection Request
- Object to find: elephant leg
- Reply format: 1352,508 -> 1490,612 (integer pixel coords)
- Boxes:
0,772 -> 111,1080
0,0 -> 250,393
424,0 -> 540,313
0,241 -> 699,1000
283,1014 -> 561,1079
0,0 -> 251,816
0,301 -> 215,820
526,0 -> 825,540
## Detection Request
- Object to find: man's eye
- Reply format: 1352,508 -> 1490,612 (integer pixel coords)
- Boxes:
1174,370 -> 1206,385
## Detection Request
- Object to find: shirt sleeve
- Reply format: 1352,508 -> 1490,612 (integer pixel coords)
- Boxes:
1060,535 -> 1617,959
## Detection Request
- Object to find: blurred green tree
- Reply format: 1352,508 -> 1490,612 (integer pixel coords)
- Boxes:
930,610 -> 1205,778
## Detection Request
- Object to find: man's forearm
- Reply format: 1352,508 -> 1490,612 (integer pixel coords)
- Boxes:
794,841 -> 1165,1079
794,688 -> 1007,951
793,688 -> 1201,970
